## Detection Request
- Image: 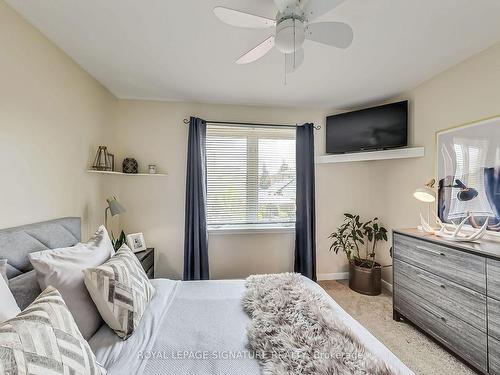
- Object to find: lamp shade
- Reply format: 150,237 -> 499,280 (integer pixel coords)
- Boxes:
106,197 -> 126,216
413,187 -> 436,203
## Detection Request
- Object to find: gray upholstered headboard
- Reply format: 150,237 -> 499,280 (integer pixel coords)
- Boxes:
0,217 -> 81,309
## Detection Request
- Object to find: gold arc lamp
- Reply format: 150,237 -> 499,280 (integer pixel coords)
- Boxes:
413,179 -> 436,228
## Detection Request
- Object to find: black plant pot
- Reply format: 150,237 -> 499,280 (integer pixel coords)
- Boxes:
349,262 -> 382,296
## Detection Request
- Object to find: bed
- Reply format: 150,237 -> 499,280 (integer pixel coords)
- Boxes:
0,218 -> 414,375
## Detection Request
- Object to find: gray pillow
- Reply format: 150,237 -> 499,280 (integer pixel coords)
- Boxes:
29,225 -> 114,340
0,272 -> 20,322
0,259 -> 40,310
9,270 -> 41,310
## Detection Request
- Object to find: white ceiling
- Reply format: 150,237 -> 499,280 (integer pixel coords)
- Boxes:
7,0 -> 500,109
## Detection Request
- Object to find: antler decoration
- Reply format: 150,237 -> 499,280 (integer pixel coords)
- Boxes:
469,213 -> 500,231
420,212 -> 488,242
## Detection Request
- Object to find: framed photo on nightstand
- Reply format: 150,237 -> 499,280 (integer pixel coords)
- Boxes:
126,232 -> 147,253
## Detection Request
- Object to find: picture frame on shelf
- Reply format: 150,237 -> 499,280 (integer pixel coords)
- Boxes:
107,153 -> 114,171
126,232 -> 147,253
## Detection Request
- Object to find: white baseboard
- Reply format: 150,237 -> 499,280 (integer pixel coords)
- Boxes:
382,279 -> 393,293
318,272 -> 393,292
317,272 -> 349,281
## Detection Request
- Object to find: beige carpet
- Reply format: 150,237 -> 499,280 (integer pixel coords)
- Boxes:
319,280 -> 478,375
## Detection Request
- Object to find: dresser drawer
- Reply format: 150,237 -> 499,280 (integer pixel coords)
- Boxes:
489,297 -> 500,341
141,252 -> 154,273
394,259 -> 487,332
146,267 -> 154,279
393,234 -> 486,293
394,286 -> 488,372
488,258 -> 500,300
491,336 -> 500,375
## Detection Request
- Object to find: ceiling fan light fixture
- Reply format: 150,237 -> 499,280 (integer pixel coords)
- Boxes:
275,18 -> 305,53
213,0 -> 353,74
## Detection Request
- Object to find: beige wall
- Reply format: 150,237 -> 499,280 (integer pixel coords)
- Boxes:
103,101 -> 376,279
0,0 -> 115,238
2,0 -> 499,283
105,42 -> 500,282
371,42 -> 500,284
101,101 -> 380,280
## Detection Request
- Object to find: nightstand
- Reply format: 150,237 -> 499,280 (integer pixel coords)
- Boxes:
134,247 -> 154,279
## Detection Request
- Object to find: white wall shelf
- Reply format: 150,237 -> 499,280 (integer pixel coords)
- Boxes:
315,147 -> 425,164
86,170 -> 167,177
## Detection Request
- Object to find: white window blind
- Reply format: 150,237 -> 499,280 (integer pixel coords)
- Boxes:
206,124 -> 296,228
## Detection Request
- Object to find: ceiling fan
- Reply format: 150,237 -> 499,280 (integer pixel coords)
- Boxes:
213,0 -> 353,73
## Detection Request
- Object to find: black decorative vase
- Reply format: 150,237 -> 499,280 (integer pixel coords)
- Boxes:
122,158 -> 138,174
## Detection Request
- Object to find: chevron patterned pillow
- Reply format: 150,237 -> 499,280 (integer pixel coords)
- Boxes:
84,244 -> 155,339
0,286 -> 105,375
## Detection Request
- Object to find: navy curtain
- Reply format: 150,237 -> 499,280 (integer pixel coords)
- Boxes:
295,123 -> 317,281
183,117 -> 209,281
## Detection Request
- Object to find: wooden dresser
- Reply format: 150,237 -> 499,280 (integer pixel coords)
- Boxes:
393,229 -> 500,374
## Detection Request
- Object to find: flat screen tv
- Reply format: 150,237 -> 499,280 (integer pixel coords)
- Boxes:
326,101 -> 408,154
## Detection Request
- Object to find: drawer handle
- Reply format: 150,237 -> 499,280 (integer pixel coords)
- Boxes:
428,309 -> 448,324
418,274 -> 446,289
416,246 -> 445,256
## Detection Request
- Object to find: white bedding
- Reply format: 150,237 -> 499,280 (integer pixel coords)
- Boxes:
89,278 -> 414,375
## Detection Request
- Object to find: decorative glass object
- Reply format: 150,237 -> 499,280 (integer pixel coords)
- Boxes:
148,165 -> 157,174
122,158 -> 138,174
92,146 -> 112,171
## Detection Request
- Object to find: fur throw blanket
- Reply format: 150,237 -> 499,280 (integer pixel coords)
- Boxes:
242,273 -> 398,375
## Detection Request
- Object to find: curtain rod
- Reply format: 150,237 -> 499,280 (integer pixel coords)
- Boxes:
182,118 -> 321,130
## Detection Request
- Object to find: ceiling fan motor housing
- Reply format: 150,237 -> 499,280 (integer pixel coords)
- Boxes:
275,18 -> 305,53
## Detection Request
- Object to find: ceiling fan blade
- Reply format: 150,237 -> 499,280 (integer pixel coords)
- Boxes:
285,48 -> 304,73
303,0 -> 347,21
306,22 -> 353,49
213,7 -> 275,28
236,36 -> 275,64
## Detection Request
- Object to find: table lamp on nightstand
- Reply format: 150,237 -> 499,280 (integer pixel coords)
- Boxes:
413,179 -> 436,230
105,196 -> 126,229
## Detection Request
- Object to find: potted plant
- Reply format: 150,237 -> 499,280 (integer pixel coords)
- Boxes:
329,213 -> 388,295
111,230 -> 127,251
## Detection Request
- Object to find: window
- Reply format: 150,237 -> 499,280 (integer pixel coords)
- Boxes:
206,124 -> 296,229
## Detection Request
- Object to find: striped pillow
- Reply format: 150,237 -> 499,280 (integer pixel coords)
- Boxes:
84,244 -> 155,339
0,286 -> 105,375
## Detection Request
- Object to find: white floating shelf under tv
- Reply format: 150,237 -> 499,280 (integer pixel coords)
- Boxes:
86,170 -> 167,177
315,147 -> 425,164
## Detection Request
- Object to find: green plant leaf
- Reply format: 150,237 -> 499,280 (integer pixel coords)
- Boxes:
112,230 -> 127,252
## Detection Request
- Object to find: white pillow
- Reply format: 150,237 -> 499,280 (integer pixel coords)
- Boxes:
84,244 -> 155,339
29,225 -> 114,340
0,259 -> 8,282
0,274 -> 20,322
